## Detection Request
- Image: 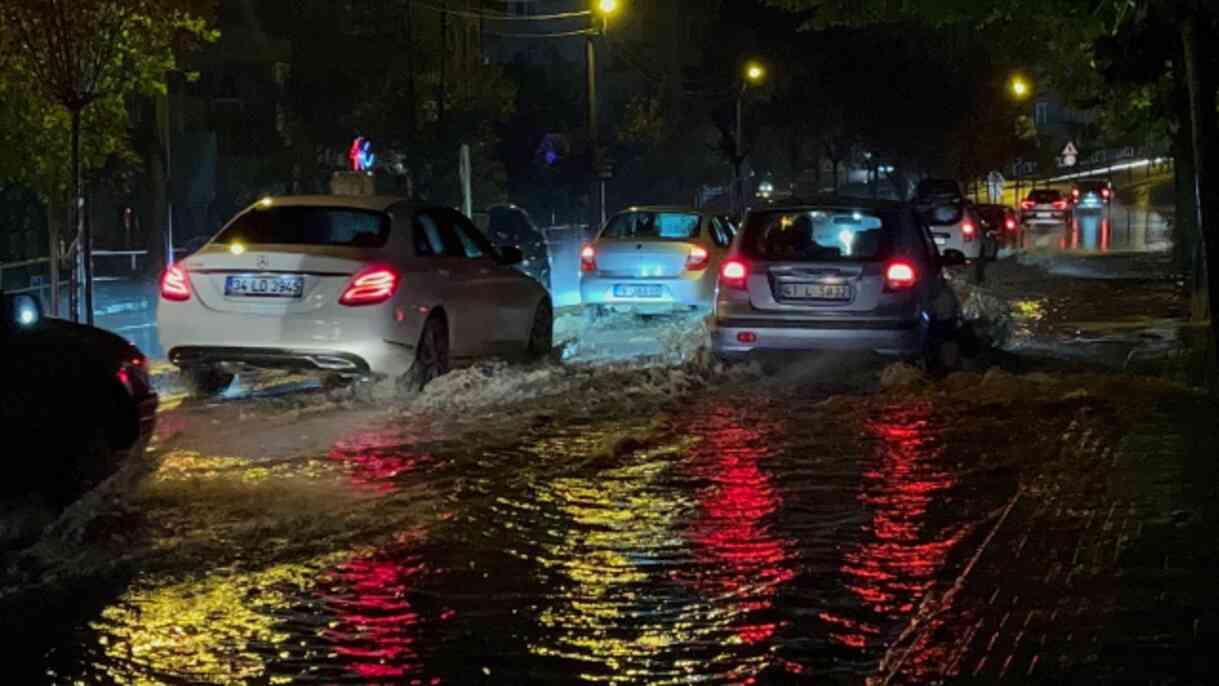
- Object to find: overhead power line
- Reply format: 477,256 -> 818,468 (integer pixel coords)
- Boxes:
414,2 -> 591,22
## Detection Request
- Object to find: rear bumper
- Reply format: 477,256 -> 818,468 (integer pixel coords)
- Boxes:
1022,210 -> 1069,224
711,315 -> 928,358
169,346 -> 375,376
580,273 -> 713,308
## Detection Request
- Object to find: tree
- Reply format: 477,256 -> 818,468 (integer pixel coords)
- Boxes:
0,0 -> 213,322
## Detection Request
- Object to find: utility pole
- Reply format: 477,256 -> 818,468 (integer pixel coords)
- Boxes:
586,30 -> 600,233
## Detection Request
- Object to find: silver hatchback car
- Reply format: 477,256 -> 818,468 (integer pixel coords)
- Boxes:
711,200 -> 964,362
580,206 -> 735,318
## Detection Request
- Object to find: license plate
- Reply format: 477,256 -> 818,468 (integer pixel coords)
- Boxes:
613,284 -> 663,298
224,274 -> 304,298
780,283 -> 850,300
1037,212 -> 1052,218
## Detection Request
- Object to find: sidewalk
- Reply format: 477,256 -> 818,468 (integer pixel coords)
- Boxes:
882,376 -> 1218,683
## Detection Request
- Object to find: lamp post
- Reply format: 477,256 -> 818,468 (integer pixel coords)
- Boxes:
587,0 -> 618,233
735,60 -> 766,219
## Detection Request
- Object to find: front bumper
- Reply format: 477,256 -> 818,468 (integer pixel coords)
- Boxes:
170,346 -> 375,376
711,315 -> 928,359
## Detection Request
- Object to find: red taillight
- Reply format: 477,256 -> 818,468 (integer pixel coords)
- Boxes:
686,246 -> 710,271
580,245 -> 597,273
1052,200 -> 1067,210
1021,200 -> 1035,210
160,265 -> 191,301
884,260 -> 917,292
1072,188 -> 1080,197
1101,188 -> 1111,199
737,331 -> 757,343
339,265 -> 400,306
1005,218 -> 1016,230
720,260 -> 748,290
961,221 -> 976,242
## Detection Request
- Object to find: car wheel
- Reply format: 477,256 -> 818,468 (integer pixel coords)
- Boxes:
397,315 -> 450,397
526,298 -> 554,360
182,366 -> 234,398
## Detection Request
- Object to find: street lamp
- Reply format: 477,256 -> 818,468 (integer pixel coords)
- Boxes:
735,60 -> 767,218
1010,74 -> 1031,99
587,0 -> 621,230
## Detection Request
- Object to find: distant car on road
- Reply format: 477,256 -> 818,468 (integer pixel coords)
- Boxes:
472,204 -> 552,291
914,178 -> 966,205
579,206 -> 736,320
1071,179 -> 1113,212
157,196 -> 553,398
974,203 -> 1019,256
710,199 -> 967,366
1021,189 -> 1072,225
2,291 -> 157,499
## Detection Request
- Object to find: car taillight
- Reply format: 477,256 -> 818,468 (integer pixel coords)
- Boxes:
686,246 -> 710,271
1073,188 -> 1080,197
160,265 -> 191,301
884,260 -> 917,292
719,259 -> 748,290
339,265 -> 400,306
1021,200 -> 1035,210
580,245 -> 597,273
1052,200 -> 1067,210
961,221 -> 976,242
1005,218 -> 1016,230
1102,188 -> 1111,199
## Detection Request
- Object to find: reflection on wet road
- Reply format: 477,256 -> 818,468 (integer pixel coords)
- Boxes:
1014,200 -> 1171,255
43,389 -> 1014,684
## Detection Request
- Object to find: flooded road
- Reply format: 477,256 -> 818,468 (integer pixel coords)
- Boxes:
23,369 -> 1030,685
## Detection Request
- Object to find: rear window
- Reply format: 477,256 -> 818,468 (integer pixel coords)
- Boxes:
601,211 -> 701,241
214,205 -> 391,247
1028,190 -> 1064,202
741,209 -> 895,262
916,180 -> 961,198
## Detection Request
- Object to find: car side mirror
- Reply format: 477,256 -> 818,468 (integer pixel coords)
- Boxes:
939,249 -> 967,267
497,245 -> 524,266
3,292 -> 43,330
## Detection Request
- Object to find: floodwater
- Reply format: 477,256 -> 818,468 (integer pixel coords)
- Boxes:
32,383 -> 1014,685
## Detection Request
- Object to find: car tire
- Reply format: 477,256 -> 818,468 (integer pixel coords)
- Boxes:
396,314 -> 450,397
526,298 -> 554,360
182,366 -> 234,398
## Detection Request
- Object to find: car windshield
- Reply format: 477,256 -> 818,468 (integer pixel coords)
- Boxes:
214,205 -> 391,247
1029,190 -> 1063,202
1077,181 -> 1109,192
741,208 -> 894,262
602,211 -> 701,241
916,180 -> 961,198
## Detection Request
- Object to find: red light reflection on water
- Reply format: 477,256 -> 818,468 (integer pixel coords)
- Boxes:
686,409 -> 795,648
329,429 -> 432,494
320,532 -> 450,683
823,402 -> 963,659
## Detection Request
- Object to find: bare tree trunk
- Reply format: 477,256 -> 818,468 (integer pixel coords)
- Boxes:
73,108 -> 95,325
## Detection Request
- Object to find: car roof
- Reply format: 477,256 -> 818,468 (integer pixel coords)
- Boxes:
615,205 -> 705,214
755,195 -> 908,212
254,195 -> 408,212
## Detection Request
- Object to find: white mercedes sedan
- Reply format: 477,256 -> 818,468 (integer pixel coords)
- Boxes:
157,195 -> 553,397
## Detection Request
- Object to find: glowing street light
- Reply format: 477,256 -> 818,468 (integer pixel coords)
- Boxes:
1010,75 -> 1031,99
745,61 -> 766,85
596,0 -> 619,16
